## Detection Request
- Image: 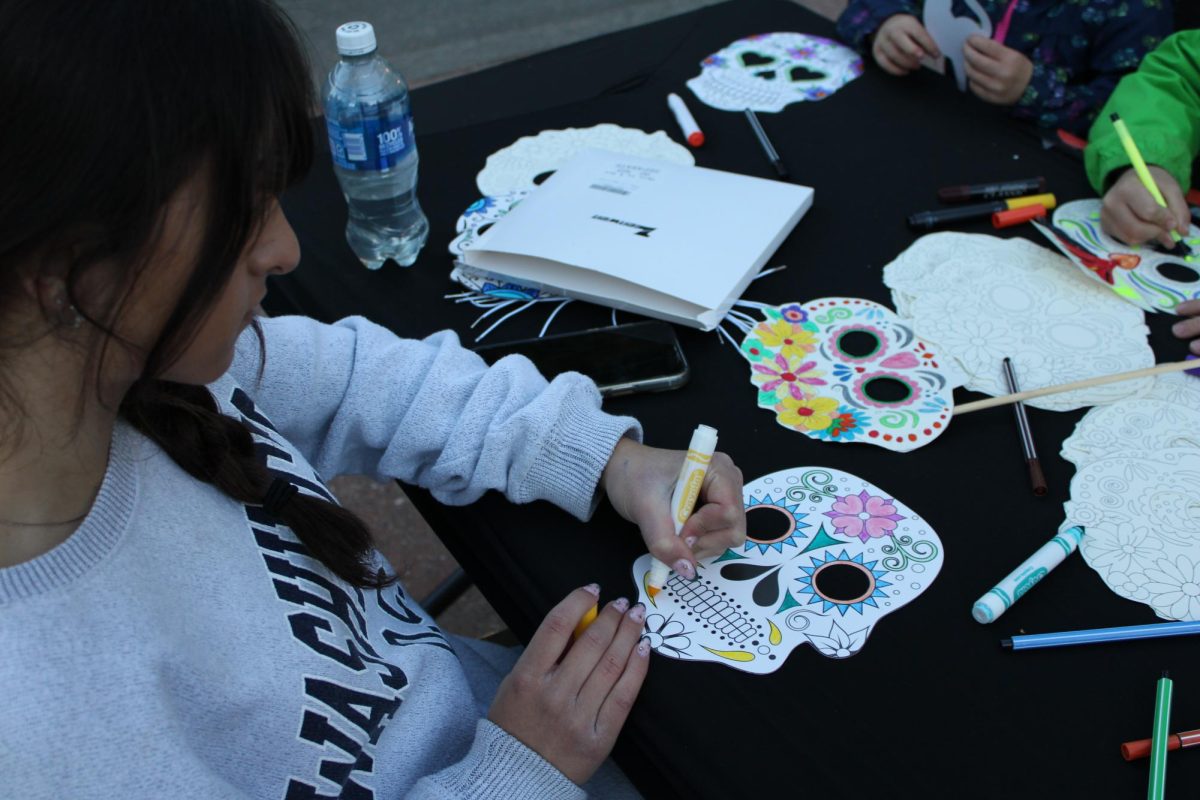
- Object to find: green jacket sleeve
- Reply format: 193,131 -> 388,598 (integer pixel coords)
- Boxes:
1085,30 -> 1200,194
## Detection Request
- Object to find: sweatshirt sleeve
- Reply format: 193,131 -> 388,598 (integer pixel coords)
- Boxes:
1013,6 -> 1172,136
836,0 -> 919,52
406,720 -> 584,800
226,315 -> 642,520
1086,30 -> 1200,194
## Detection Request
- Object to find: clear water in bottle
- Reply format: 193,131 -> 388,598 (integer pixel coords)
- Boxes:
324,21 -> 428,269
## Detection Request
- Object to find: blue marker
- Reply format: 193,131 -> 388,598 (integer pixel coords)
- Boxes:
1003,619 -> 1200,651
972,526 -> 1084,624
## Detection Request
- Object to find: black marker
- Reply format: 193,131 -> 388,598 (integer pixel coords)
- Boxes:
743,108 -> 788,179
907,193 -> 1056,230
937,176 -> 1046,204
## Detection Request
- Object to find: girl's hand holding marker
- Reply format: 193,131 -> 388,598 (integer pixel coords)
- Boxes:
625,425 -> 736,597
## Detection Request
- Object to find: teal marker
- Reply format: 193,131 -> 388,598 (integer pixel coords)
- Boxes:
972,525 -> 1084,624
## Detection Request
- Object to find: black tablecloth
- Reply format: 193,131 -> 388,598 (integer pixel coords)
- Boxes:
270,2 -> 1197,796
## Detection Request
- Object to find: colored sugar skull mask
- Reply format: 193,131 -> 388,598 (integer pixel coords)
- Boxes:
686,32 -> 863,112
449,191 -> 527,259
740,298 -> 964,452
1036,199 -> 1200,314
632,467 -> 943,673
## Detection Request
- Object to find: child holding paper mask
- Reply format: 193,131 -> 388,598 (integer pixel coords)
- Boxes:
0,2 -> 747,798
836,0 -> 1173,134
1085,30 -> 1200,353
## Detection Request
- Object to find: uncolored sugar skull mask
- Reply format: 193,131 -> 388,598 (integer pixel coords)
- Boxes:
740,298 -> 964,452
632,467 -> 943,673
686,32 -> 863,113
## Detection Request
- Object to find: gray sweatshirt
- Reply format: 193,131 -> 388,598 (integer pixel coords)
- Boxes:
0,315 -> 641,799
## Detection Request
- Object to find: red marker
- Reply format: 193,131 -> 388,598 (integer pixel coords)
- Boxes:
667,93 -> 704,147
992,203 -> 1047,229
1122,727 -> 1200,761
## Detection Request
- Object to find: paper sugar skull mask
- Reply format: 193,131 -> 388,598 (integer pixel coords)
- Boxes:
686,32 -> 863,113
1035,199 -> 1200,314
740,298 -> 964,452
632,467 -> 943,672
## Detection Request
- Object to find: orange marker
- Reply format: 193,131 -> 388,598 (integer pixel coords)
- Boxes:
1122,727 -> 1200,761
573,603 -> 599,640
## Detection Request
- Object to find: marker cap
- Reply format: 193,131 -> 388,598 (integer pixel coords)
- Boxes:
1007,193 -> 1056,211
992,204 -> 1047,229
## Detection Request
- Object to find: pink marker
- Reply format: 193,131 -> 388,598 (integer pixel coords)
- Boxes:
667,93 -> 704,148
993,0 -> 1019,45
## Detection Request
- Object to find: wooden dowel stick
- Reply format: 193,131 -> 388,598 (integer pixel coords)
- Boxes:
955,359 -> 1196,415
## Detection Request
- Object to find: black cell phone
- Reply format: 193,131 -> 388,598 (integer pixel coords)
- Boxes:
472,320 -> 690,397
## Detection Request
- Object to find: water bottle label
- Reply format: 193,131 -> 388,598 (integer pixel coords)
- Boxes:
326,112 -> 415,171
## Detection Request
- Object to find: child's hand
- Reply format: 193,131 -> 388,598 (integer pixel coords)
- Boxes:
962,36 -> 1033,105
1101,166 -> 1190,250
487,586 -> 650,785
1172,300 -> 1200,356
602,438 -> 746,579
872,14 -> 940,76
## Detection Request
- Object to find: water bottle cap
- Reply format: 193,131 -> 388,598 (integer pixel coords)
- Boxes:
335,21 -> 376,56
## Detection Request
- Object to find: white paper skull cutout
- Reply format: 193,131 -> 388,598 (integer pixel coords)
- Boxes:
686,32 -> 864,113
632,467 -> 943,673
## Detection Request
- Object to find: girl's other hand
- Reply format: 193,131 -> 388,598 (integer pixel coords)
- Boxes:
962,36 -> 1033,105
1101,166 -> 1190,250
602,438 -> 746,579
487,586 -> 650,785
1172,300 -> 1200,356
873,14 -> 941,76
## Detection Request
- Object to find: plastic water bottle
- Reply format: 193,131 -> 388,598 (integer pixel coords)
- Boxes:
324,21 -> 428,269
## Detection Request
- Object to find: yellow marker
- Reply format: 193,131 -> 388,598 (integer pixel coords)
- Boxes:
1006,193 -> 1057,211
646,425 -> 719,597
1110,112 -> 1188,251
572,603 -> 599,640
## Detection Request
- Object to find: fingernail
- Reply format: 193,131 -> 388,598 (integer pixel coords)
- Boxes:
684,536 -> 697,548
583,583 -> 600,596
612,597 -> 629,613
673,559 -> 696,580
636,639 -> 651,657
1174,322 -> 1186,336
628,603 -> 645,623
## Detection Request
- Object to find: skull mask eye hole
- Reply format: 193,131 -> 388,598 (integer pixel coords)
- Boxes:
745,504 -> 795,546
813,562 -> 874,604
862,376 -> 913,404
836,329 -> 882,360
789,66 -> 826,82
740,51 -> 775,68
1157,261 -> 1200,284
532,170 -> 555,186
476,222 -> 494,237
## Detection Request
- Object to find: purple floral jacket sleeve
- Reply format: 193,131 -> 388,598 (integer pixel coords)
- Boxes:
1011,1 -> 1174,135
836,0 -> 1174,135
837,0 -> 920,52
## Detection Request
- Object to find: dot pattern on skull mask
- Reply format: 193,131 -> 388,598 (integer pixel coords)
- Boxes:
632,467 -> 943,672
740,298 -> 965,452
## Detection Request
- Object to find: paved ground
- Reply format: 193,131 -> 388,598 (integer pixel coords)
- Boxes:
279,0 -> 847,637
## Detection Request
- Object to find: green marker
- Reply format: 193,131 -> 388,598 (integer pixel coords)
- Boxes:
1148,670 -> 1173,800
1110,112 -> 1191,257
